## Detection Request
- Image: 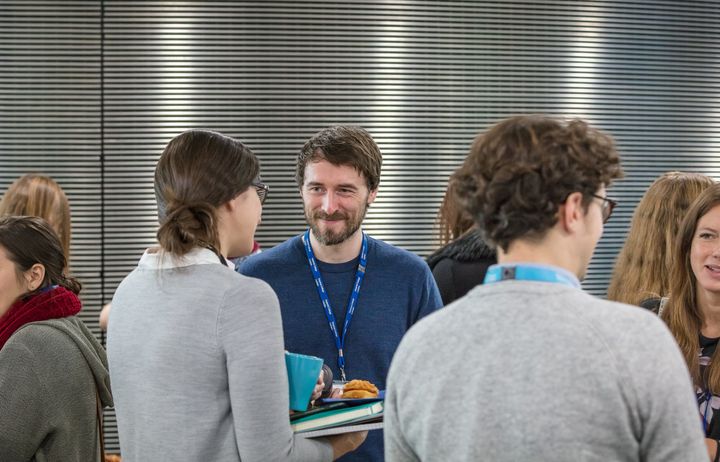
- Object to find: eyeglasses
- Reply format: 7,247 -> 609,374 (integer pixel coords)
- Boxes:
252,181 -> 269,205
591,193 -> 618,223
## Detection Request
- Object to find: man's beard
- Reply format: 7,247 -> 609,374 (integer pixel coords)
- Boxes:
306,203 -> 369,246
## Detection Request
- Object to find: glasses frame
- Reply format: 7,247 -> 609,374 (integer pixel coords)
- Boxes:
590,193 -> 618,223
252,181 -> 269,205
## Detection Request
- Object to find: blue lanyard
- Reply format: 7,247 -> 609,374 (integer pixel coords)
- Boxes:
302,229 -> 368,382
483,264 -> 581,289
702,390 -> 713,435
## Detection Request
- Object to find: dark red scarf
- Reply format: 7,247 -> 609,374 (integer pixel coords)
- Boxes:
0,286 -> 82,350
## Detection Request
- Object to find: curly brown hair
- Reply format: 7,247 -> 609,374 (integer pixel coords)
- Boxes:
452,115 -> 623,252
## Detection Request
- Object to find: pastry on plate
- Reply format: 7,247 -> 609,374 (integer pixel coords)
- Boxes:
342,379 -> 379,399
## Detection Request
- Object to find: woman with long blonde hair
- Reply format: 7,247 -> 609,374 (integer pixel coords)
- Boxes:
608,171 -> 714,305
663,183 -> 720,460
0,174 -> 72,259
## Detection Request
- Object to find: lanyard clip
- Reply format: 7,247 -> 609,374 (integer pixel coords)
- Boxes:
340,368 -> 347,382
501,266 -> 516,280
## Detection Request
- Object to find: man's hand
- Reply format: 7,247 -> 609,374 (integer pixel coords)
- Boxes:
328,431 -> 368,459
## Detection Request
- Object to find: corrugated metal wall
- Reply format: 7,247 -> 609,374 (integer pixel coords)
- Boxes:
2,0 -> 720,454
0,2 -> 102,330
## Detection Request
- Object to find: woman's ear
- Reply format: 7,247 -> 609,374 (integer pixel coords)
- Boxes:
24,263 -> 46,292
225,188 -> 251,212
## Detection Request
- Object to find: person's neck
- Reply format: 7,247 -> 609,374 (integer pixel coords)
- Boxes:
309,228 -> 364,264
698,287 -> 720,338
497,237 -> 583,280
215,225 -> 231,261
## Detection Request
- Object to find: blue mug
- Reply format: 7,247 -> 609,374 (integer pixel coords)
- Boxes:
285,352 -> 323,411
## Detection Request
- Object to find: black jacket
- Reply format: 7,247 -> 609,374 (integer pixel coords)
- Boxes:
426,229 -> 497,305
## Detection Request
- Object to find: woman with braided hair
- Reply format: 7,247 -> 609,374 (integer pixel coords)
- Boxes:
107,129 -> 365,462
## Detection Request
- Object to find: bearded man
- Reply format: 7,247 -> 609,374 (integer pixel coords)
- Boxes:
240,125 -> 442,462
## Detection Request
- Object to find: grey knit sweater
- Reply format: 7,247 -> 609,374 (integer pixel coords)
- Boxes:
385,280 -> 708,462
0,317 -> 113,461
107,248 -> 333,462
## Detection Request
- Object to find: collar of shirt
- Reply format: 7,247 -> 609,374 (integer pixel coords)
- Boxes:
138,247 -> 235,271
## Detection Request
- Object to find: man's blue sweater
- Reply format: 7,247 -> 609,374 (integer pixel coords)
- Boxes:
240,233 -> 443,462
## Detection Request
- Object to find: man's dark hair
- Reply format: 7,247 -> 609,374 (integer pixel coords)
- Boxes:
296,125 -> 382,191
452,115 -> 623,252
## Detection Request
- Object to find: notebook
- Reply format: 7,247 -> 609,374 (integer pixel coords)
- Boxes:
292,400 -> 384,433
296,420 -> 384,438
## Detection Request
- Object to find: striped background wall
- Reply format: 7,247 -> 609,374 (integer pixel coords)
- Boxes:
2,0 -> 720,454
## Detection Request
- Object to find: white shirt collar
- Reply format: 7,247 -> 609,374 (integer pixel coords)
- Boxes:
138,247 -> 235,271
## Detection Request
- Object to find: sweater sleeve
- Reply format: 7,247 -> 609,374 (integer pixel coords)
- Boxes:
623,317 -> 708,461
384,351 -> 421,462
0,338 -> 51,460
218,277 -> 333,462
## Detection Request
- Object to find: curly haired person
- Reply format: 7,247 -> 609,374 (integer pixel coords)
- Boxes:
384,116 -> 707,462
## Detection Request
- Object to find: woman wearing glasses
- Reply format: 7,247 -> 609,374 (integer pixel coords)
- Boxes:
661,183 -> 720,461
107,130 -> 364,462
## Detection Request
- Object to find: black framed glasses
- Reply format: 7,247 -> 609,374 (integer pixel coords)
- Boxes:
252,181 -> 269,205
591,193 -> 618,223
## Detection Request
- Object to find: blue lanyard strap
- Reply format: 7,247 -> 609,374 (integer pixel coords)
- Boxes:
302,230 -> 368,382
702,389 -> 713,435
483,264 -> 581,289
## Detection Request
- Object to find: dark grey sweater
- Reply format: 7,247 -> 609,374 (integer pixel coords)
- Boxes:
385,280 -> 707,461
0,317 -> 113,462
